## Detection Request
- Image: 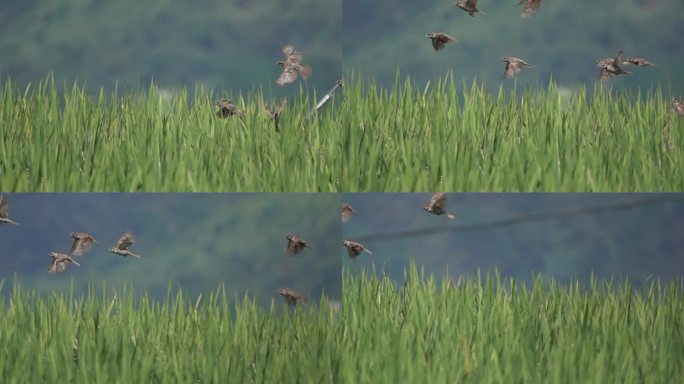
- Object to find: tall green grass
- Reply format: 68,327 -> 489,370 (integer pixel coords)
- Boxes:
340,266 -> 684,383
2,269 -> 682,383
0,74 -> 681,191
0,281 -> 339,383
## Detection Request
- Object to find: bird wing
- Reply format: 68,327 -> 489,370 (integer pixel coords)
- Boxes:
521,0 -> 541,18
0,196 -> 9,218
429,193 -> 447,210
276,66 -> 298,86
116,231 -> 134,250
598,67 -> 613,81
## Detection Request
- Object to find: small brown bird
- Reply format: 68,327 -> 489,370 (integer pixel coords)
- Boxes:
518,0 -> 541,18
275,288 -> 308,305
341,240 -> 373,259
108,231 -> 141,258
48,252 -> 80,274
286,234 -> 311,255
672,98 -> 684,117
596,51 -> 632,80
215,99 -> 244,118
423,192 -> 456,219
625,57 -> 656,67
70,232 -> 98,257
341,203 -> 357,223
0,195 -> 19,225
426,32 -> 457,51
276,45 -> 312,86
503,57 -> 534,78
455,0 -> 485,16
264,98 -> 287,132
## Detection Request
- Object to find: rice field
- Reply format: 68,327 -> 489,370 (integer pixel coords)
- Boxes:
2,268 -> 682,383
0,74 -> 681,192
0,281 -> 340,383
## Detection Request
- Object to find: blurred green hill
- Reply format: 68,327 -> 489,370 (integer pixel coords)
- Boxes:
342,0 -> 683,93
0,0 -> 341,96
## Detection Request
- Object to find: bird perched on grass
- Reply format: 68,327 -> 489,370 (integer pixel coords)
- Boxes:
341,240 -> 373,259
672,98 -> 684,117
286,234 -> 311,255
48,252 -> 80,274
518,0 -> 541,18
215,99 -> 244,118
276,45 -> 312,86
455,0 -> 485,16
264,98 -> 287,132
341,203 -> 357,223
426,32 -> 457,51
503,57 -> 534,78
70,232 -> 97,257
423,193 -> 456,219
108,231 -> 141,258
275,288 -> 308,305
596,51 -> 632,81
0,195 -> 19,225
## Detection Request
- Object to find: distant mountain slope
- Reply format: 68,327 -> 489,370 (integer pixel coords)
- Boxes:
0,1 -> 341,95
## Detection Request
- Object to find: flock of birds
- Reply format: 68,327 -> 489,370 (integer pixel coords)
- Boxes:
213,44 -> 321,133
48,231 -> 141,273
1,196 -> 143,274
277,192 -> 456,305
1,193 -> 457,306
423,1 -> 662,81
211,5 -> 683,124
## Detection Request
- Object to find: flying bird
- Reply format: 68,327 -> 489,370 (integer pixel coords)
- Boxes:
276,288 -> 308,305
625,57 -> 656,67
215,99 -> 243,118
264,98 -> 287,132
0,195 -> 19,225
341,203 -> 357,223
423,192 -> 456,219
70,232 -> 98,256
276,45 -> 312,86
596,51 -> 632,80
108,231 -> 141,258
426,32 -> 457,51
286,234 -> 311,255
455,0 -> 485,16
518,0 -> 541,18
672,98 -> 684,117
341,240 -> 373,259
503,57 -> 534,78
48,252 -> 80,274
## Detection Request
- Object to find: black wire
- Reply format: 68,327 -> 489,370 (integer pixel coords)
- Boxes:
352,195 -> 684,243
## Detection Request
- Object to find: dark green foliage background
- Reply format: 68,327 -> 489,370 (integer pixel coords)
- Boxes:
0,0 -> 341,95
343,0 -> 683,93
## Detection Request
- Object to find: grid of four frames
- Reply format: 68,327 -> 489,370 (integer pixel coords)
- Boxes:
1,0 -> 683,382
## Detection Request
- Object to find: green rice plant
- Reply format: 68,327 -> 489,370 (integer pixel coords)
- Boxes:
2,268 -> 682,383
339,264 -> 684,383
0,281 -> 339,383
1,73 -> 681,191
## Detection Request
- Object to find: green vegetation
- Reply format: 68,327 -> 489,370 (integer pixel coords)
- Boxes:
0,281 -> 339,383
1,74 -> 681,191
3,268 -> 683,383
341,266 -> 684,382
